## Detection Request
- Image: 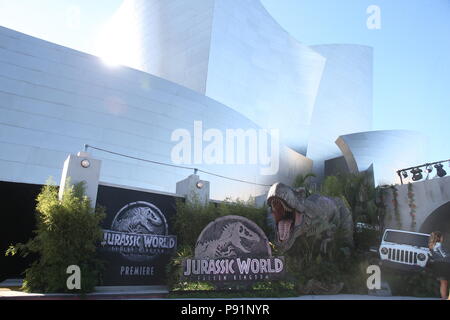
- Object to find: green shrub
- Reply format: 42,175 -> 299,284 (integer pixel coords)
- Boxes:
6,180 -> 105,293
292,173 -> 317,197
354,228 -> 380,251
321,175 -> 344,198
173,198 -> 269,250
283,220 -> 370,294
166,245 -> 215,292
383,270 -> 439,297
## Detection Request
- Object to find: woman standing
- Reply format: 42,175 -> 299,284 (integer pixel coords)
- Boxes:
428,231 -> 449,299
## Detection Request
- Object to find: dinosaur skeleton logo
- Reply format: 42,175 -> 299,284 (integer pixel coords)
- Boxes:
183,216 -> 285,283
101,201 -> 176,262
195,216 -> 270,259
112,203 -> 166,235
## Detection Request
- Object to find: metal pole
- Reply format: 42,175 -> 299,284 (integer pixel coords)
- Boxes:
397,171 -> 404,185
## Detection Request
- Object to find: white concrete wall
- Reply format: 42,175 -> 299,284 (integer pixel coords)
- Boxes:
383,176 -> 450,233
0,26 -> 312,201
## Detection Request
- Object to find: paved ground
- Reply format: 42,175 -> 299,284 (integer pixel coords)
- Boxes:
159,295 -> 439,300
0,279 -> 440,300
0,289 -> 439,300
0,288 -> 168,300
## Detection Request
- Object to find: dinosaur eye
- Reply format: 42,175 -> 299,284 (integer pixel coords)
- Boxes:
239,226 -> 243,233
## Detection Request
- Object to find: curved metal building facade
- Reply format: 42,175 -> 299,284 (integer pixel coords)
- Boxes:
2,0 -> 421,197
102,0 -> 327,154
336,130 -> 428,185
307,44 -> 374,180
0,26 -> 312,201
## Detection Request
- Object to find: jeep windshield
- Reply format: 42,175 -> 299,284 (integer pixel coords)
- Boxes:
384,231 -> 429,248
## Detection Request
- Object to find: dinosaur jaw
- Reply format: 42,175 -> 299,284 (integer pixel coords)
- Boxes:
269,197 -> 304,243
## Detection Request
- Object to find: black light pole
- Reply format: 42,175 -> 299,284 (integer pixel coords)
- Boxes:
397,170 -> 404,185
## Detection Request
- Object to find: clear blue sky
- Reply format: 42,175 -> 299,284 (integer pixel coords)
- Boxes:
0,0 -> 449,162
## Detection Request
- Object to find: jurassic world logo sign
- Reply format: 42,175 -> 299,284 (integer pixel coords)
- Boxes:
96,187 -> 178,286
182,216 -> 285,282
100,201 -> 177,260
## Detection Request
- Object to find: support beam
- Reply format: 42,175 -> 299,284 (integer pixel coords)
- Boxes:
59,152 -> 101,207
176,174 -> 210,204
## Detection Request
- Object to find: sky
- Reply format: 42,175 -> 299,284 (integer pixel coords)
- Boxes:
0,0 -> 449,163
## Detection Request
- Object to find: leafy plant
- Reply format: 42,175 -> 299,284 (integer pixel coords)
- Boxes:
374,186 -> 389,232
407,183 -> 417,230
5,180 -> 105,293
321,175 -> 344,198
383,270 -> 439,297
166,245 -> 215,291
172,197 -> 269,250
390,185 -> 402,228
284,219 -> 369,294
321,173 -> 382,250
293,173 -> 317,197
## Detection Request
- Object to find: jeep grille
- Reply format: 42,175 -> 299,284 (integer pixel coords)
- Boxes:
388,248 -> 418,265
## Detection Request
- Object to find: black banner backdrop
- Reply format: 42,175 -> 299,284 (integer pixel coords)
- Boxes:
0,182 -> 39,281
96,184 -> 179,286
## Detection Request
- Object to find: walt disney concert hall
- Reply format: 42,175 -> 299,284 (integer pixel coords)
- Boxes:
0,0 -> 426,201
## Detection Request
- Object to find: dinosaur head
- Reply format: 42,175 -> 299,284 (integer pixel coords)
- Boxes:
229,222 -> 260,254
132,207 -> 163,233
267,183 -> 309,244
235,222 -> 260,242
141,207 -> 163,226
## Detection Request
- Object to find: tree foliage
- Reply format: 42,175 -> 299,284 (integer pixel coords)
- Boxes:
292,173 -> 317,197
6,180 -> 105,293
173,197 -> 269,250
321,173 -> 378,224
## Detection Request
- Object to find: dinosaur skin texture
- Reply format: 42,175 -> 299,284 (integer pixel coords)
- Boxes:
267,183 -> 354,253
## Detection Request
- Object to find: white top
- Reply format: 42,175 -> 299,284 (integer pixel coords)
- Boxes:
433,242 -> 447,258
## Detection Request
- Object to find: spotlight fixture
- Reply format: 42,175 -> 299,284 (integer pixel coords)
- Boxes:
81,159 -> 91,168
434,164 -> 447,178
410,168 -> 423,181
196,181 -> 204,189
397,158 -> 450,184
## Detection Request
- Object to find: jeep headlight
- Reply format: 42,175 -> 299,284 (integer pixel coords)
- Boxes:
380,247 -> 388,255
418,253 -> 426,261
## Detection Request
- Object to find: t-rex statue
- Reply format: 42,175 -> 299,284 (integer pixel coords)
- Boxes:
266,182 -> 354,252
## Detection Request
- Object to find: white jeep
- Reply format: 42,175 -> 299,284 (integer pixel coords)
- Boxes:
378,229 -> 430,271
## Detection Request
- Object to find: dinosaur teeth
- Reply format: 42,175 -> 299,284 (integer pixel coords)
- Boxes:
278,219 -> 293,242
279,200 -> 293,213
